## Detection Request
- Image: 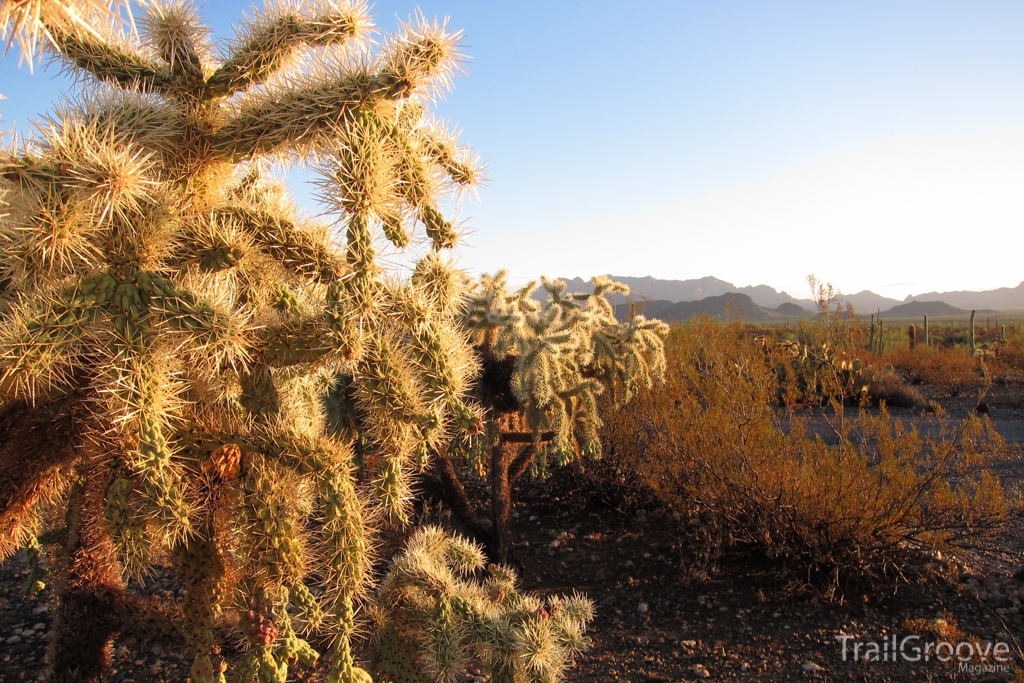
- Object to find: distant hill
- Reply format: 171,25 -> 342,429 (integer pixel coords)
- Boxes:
775,302 -> 810,317
616,292 -> 793,323
881,301 -> 967,317
905,282 -> 1024,311
842,290 -> 902,313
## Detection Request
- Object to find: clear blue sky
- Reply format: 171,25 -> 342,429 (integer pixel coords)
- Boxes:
4,1 -> 1024,300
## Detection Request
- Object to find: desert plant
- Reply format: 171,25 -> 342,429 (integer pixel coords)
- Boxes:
1,0 -> 135,63
601,317 -> 1008,588
0,2 -> 488,682
763,278 -> 867,408
428,273 -> 668,562
889,345 -> 981,397
859,364 -> 925,408
369,526 -> 593,683
970,309 -> 977,352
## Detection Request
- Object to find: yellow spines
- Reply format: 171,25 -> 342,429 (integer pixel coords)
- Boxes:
240,364 -> 282,417
46,19 -> 173,92
321,111 -> 400,225
137,0 -> 210,94
1,0 -> 132,63
345,211 -> 375,273
411,250 -> 463,316
376,14 -> 465,99
262,319 -> 353,368
206,1 -> 372,99
146,279 -> 252,372
216,206 -> 345,282
356,332 -> 425,429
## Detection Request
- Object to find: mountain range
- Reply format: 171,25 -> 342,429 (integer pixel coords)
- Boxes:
540,275 -> 1024,320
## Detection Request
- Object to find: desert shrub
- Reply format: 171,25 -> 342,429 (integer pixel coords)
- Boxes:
601,317 -> 1008,588
994,328 -> 1024,379
859,364 -> 925,408
889,346 -> 982,397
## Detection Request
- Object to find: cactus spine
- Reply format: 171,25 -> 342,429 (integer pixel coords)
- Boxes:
0,2 -> 487,681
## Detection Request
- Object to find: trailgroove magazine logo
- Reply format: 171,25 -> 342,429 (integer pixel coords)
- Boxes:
836,634 -> 1013,675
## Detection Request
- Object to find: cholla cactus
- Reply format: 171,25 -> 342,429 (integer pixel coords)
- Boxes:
0,1 -> 483,681
437,272 -> 667,561
370,526 -> 593,683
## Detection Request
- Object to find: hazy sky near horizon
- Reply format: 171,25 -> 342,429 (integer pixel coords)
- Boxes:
3,1 -> 1023,301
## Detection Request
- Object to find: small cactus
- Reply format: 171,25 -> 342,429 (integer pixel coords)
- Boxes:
440,273 -> 668,561
970,310 -> 977,352
369,527 -> 594,683
924,314 -> 929,347
908,324 -> 916,350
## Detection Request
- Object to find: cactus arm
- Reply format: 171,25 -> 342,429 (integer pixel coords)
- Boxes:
214,207 -> 345,282
420,124 -> 481,188
214,25 -> 463,161
0,280 -> 105,400
259,318 -> 349,368
322,469 -> 373,682
132,403 -> 193,538
211,73 -> 376,161
239,458 -> 304,583
47,21 -> 173,92
205,6 -> 369,99
139,271 -> 250,371
363,110 -> 460,250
